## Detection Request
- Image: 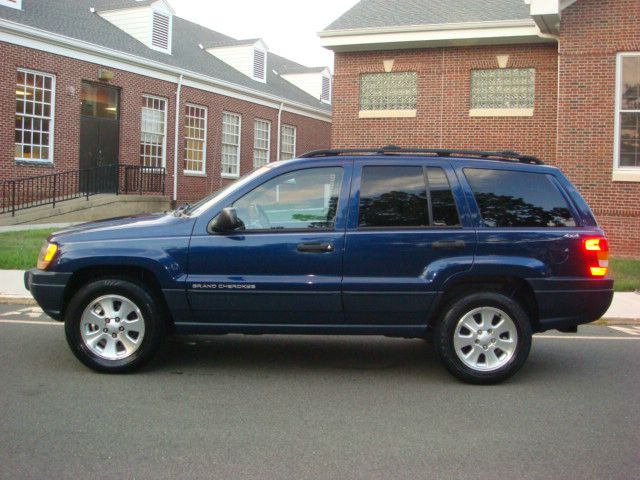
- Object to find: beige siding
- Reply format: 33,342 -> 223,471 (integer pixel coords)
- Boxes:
99,6 -> 152,46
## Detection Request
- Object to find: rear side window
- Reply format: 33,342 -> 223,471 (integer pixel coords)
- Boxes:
358,166 -> 461,228
464,168 -> 576,227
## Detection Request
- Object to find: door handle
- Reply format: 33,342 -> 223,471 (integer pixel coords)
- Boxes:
432,240 -> 466,250
297,242 -> 334,253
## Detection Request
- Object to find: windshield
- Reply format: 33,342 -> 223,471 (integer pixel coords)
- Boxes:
185,166 -> 272,216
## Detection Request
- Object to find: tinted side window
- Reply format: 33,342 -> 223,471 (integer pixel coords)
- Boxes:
358,166 -> 428,227
233,167 -> 343,230
464,168 -> 576,227
427,167 -> 460,227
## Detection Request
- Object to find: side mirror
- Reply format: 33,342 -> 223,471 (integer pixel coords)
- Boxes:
208,207 -> 244,234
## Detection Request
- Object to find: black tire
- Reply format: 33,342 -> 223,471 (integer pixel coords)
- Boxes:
64,278 -> 166,373
434,292 -> 532,384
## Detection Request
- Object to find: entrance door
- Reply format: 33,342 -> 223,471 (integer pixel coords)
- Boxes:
79,81 -> 120,192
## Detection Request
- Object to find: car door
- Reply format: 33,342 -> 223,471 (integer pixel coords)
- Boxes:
187,163 -> 351,327
342,158 -> 476,328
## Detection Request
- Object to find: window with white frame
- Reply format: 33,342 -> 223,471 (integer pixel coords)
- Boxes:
222,112 -> 241,177
616,54 -> 640,169
321,75 -> 331,103
151,10 -> 172,53
15,69 -> 55,162
184,104 -> 207,174
0,0 -> 21,10
280,125 -> 296,160
470,68 -> 535,110
253,119 -> 270,169
253,48 -> 266,82
140,95 -> 167,168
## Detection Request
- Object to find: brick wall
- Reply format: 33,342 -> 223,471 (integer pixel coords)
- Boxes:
0,42 -> 331,204
332,44 -> 558,162
557,0 -> 640,258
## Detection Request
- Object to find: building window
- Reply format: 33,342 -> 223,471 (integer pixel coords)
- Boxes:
0,0 -> 22,10
470,68 -> 535,112
140,95 -> 167,168
15,69 -> 55,163
253,119 -> 271,169
222,112 -> 241,177
360,72 -> 417,113
253,48 -> 266,82
280,125 -> 296,160
616,54 -> 640,169
151,10 -> 172,53
321,75 -> 331,103
184,104 -> 207,174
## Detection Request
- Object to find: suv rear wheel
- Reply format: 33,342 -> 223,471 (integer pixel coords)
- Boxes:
434,292 -> 532,384
64,278 -> 166,373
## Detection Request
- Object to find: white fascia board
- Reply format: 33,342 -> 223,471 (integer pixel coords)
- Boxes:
320,20 -> 552,51
0,18 -> 331,122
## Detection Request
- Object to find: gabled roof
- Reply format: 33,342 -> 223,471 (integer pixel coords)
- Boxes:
0,0 -> 330,114
324,0 -> 531,32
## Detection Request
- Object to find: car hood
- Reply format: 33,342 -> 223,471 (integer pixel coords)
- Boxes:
49,212 -> 196,243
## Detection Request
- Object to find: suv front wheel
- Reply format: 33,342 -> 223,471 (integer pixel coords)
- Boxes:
435,292 -> 532,384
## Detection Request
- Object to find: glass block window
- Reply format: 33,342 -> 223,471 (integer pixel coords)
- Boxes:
470,68 -> 535,109
222,112 -> 241,177
15,69 -> 55,162
253,119 -> 270,169
184,104 -> 207,174
617,55 -> 640,168
140,95 -> 167,168
360,72 -> 417,111
280,125 -> 296,160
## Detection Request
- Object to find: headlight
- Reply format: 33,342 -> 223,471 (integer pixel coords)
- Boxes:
37,243 -> 58,270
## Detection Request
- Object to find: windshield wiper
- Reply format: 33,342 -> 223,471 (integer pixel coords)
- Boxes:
173,203 -> 191,217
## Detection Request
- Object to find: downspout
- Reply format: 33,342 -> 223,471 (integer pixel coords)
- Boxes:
172,74 -> 184,207
276,102 -> 284,161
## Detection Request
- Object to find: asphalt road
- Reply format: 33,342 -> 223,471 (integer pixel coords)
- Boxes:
0,304 -> 639,480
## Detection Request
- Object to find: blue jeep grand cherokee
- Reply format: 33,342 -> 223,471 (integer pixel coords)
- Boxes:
25,147 -> 614,384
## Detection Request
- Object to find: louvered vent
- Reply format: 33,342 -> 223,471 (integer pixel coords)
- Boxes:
152,11 -> 170,51
253,49 -> 266,81
321,75 -> 331,102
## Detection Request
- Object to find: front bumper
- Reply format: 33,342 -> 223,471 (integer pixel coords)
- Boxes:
24,269 -> 72,321
528,278 -> 614,332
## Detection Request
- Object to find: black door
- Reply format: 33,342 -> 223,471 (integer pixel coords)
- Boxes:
79,82 -> 120,192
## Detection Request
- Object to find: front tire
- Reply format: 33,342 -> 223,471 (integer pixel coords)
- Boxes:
434,292 -> 532,384
64,278 -> 166,373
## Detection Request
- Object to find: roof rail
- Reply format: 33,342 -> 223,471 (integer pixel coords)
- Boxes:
299,145 -> 544,165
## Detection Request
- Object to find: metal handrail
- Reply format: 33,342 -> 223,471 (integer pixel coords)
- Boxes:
0,164 -> 166,216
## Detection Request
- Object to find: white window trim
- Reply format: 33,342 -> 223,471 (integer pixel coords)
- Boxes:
280,124 -> 297,160
183,103 -> 207,176
253,118 -> 271,169
613,52 -> 640,182
0,0 -> 21,10
141,94 -> 168,168
149,9 -> 173,54
252,47 -> 267,83
222,111 -> 241,179
15,68 -> 56,164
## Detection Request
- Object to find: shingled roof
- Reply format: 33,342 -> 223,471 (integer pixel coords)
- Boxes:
0,0 -> 330,113
324,0 -> 531,31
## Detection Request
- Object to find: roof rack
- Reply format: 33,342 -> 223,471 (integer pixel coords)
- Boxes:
299,145 -> 544,165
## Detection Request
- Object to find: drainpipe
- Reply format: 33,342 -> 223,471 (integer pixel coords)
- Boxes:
276,102 -> 284,161
172,74 -> 184,207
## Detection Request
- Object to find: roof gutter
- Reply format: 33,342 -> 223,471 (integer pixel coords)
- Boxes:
0,18 -> 331,122
172,74 -> 183,205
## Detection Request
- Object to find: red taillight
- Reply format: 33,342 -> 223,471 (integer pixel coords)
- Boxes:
584,237 -> 609,277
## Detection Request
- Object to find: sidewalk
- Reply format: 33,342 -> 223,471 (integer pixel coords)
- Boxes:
1,269 -> 637,324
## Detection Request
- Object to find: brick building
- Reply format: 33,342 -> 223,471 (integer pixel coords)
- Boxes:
0,0 -> 332,205
321,0 -> 640,258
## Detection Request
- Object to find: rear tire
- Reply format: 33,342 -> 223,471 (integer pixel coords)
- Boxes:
64,278 -> 166,373
434,292 -> 532,384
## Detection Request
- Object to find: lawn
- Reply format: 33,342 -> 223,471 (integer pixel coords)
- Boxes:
0,229 -> 637,292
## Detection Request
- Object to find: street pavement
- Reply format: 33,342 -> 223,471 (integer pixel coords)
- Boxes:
0,303 -> 639,480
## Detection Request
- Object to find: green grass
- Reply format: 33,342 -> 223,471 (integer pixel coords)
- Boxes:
0,229 -> 55,270
0,229 -> 638,292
